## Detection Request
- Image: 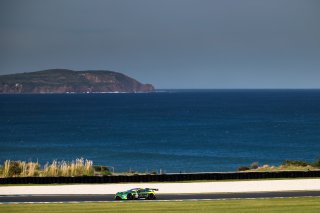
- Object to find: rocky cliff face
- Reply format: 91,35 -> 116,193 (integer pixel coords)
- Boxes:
0,69 -> 155,93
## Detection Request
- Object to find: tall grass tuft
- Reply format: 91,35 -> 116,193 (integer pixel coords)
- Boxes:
84,159 -> 93,176
28,161 -> 40,176
3,160 -> 11,177
60,161 -> 69,176
49,160 -> 59,176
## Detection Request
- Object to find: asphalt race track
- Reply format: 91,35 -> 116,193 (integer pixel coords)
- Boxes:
1,191 -> 320,203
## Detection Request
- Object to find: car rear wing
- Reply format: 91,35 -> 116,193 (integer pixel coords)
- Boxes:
148,188 -> 159,191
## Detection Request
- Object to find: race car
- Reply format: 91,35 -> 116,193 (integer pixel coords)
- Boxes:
114,188 -> 158,200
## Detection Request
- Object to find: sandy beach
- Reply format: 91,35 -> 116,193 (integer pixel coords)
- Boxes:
1,179 -> 320,195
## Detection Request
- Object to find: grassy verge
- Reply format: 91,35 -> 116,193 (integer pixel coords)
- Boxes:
1,198 -> 320,213
239,160 -> 320,172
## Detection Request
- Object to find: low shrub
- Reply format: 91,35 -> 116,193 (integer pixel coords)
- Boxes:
250,162 -> 259,170
93,166 -> 111,176
5,161 -> 22,177
94,166 -> 109,172
311,159 -> 320,168
283,160 -> 309,167
238,166 -> 250,171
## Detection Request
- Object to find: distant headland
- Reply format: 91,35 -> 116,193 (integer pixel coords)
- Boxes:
0,69 -> 155,93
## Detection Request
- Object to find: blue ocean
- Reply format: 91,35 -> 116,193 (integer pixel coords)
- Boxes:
1,90 -> 320,173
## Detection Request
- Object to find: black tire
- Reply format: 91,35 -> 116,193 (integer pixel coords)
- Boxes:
115,196 -> 121,200
147,193 -> 156,200
127,193 -> 134,200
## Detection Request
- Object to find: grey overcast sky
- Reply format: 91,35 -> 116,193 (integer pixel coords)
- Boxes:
0,0 -> 319,89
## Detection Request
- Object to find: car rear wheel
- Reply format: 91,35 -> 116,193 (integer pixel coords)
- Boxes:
147,194 -> 156,200
115,196 -> 121,200
127,193 -> 134,200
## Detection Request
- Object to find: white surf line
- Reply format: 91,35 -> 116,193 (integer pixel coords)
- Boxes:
1,196 -> 320,204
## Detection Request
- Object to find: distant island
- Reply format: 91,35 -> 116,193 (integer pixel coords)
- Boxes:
0,69 -> 155,93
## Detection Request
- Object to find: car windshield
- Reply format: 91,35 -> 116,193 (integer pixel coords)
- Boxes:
126,189 -> 138,192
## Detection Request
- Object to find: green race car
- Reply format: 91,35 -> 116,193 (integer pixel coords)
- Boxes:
114,188 -> 158,200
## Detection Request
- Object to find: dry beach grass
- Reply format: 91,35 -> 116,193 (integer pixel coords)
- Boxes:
0,158 -> 93,177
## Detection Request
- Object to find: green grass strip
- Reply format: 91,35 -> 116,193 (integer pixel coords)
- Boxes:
1,197 -> 320,213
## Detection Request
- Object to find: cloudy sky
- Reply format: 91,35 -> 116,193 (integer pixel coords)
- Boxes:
1,0 -> 319,88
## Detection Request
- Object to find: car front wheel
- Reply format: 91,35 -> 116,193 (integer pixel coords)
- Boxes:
127,194 -> 134,200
